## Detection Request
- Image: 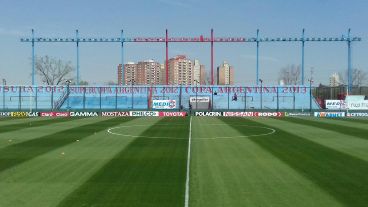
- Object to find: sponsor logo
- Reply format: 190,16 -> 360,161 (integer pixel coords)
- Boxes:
254,112 -> 283,117
190,97 -> 210,103
0,112 -> 11,117
40,112 -> 54,117
130,111 -> 159,117
152,100 -> 177,109
40,112 -> 70,117
284,112 -> 311,117
159,112 -> 187,117
10,112 -> 39,117
346,101 -> 368,110
326,98 -> 368,110
101,112 -> 130,117
347,113 -> 368,117
55,112 -> 70,117
70,112 -> 99,117
195,112 -> 222,116
223,112 -> 283,117
325,100 -> 346,110
223,112 -> 255,117
314,112 -> 345,117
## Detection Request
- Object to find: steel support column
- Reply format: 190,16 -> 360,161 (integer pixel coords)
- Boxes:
165,29 -> 169,85
347,28 -> 352,93
76,29 -> 80,85
121,29 -> 124,85
301,28 -> 305,85
32,29 -> 35,85
256,29 -> 259,85
211,29 -> 214,85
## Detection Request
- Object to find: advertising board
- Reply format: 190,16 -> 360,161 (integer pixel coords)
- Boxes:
189,97 -> 210,103
0,112 -> 11,117
222,112 -> 255,117
70,112 -> 99,117
284,112 -> 311,117
159,112 -> 187,117
101,112 -> 130,117
314,112 -> 345,117
347,113 -> 368,117
325,100 -> 346,110
152,100 -> 176,109
130,111 -> 159,117
40,112 -> 70,117
345,101 -> 368,110
10,112 -> 39,117
254,112 -> 283,117
195,112 -> 222,116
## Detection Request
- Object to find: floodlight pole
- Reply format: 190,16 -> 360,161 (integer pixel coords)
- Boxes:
76,29 -> 80,85
211,28 -> 214,85
165,29 -> 169,85
347,28 -> 352,93
31,29 -> 35,85
301,29 -> 305,85
121,29 -> 124,85
256,29 -> 260,85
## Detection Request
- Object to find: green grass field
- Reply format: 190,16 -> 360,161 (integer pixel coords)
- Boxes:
1,116 -> 368,206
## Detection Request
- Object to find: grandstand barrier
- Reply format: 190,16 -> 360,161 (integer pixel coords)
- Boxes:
0,85 -> 325,111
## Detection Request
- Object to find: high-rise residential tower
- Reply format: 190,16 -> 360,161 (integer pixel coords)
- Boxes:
217,61 -> 234,85
168,55 -> 193,85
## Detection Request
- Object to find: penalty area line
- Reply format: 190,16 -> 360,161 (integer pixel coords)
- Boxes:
184,116 -> 192,207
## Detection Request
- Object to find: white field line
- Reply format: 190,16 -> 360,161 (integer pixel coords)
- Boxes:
107,124 -> 275,140
184,116 -> 192,207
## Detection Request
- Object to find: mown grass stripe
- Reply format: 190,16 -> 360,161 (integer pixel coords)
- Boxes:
0,117 -> 51,127
220,117 -> 368,207
58,117 -> 189,207
0,117 -> 26,122
338,118 -> 368,124
0,117 -> 84,134
0,117 -> 135,173
281,117 -> 368,140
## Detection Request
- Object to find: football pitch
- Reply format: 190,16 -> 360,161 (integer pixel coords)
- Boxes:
1,116 -> 368,207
